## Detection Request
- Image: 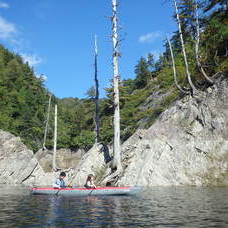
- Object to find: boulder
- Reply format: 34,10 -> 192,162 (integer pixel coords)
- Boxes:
35,148 -> 83,172
72,144 -> 111,186
0,130 -> 54,186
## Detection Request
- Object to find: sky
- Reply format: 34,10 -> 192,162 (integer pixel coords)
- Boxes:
0,0 -> 177,98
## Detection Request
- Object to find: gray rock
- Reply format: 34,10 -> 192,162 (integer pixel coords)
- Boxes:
72,144 -> 111,186
0,130 -> 54,186
117,76 -> 228,186
35,148 -> 83,172
75,76 -> 228,187
1,77 -> 228,187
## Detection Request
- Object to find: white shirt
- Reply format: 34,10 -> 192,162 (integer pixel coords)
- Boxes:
53,178 -> 66,188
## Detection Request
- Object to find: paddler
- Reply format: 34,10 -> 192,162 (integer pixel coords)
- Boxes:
53,172 -> 66,189
84,174 -> 96,188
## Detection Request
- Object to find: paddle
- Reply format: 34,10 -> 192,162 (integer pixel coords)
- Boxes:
55,188 -> 62,196
55,184 -> 71,196
88,187 -> 96,196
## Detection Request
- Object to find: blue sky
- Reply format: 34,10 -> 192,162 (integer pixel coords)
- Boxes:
0,0 -> 176,98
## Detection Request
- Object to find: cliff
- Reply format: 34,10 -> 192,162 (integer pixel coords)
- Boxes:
35,148 -> 83,172
0,76 -> 227,187
74,75 -> 228,186
0,130 -> 81,186
0,130 -> 54,186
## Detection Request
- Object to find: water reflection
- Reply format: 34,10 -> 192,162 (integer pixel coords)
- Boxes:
0,187 -> 227,227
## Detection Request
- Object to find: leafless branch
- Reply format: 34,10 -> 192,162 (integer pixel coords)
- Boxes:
167,37 -> 189,93
174,0 -> 197,93
195,2 -> 213,84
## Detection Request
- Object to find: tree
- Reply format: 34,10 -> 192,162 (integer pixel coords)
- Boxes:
167,37 -> 187,93
43,94 -> 52,150
194,1 -> 214,83
94,35 -> 100,144
85,86 -> 96,99
0,45 -> 48,151
52,104 -> 58,171
178,0 -> 197,36
173,0 -> 197,93
203,0 -> 228,12
134,57 -> 151,89
111,0 -> 122,172
147,53 -> 155,72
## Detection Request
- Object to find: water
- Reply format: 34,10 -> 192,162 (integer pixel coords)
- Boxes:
0,186 -> 228,227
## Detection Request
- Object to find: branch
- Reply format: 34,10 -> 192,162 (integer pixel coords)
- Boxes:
167,37 -> 188,93
195,2 -> 213,84
214,50 -> 219,66
111,0 -> 122,172
43,94 -> 52,150
94,35 -> 100,143
101,167 -> 122,186
174,0 -> 197,93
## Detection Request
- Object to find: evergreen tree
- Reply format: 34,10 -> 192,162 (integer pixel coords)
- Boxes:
0,0 -> 226,153
203,0 -> 228,12
134,57 -> 151,89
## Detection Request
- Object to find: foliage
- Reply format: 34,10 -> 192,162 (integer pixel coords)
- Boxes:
0,45 -> 48,151
134,57 -> 152,89
0,0 -> 226,152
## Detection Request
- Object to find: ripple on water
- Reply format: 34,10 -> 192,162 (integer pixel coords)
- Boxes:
0,186 -> 228,227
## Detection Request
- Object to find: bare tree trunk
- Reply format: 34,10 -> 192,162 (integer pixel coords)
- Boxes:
167,37 -> 188,93
53,104 -> 57,171
111,0 -> 122,172
43,94 -> 52,150
94,35 -> 100,144
174,0 -> 197,93
194,2 -> 213,84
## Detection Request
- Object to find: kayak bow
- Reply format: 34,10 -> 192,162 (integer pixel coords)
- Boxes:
31,186 -> 140,196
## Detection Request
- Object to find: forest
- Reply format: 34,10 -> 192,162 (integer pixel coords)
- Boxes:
0,0 -> 227,152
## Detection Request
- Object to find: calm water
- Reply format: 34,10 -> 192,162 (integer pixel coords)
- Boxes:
0,186 -> 228,227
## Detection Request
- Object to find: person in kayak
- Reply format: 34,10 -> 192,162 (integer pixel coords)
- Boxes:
84,174 -> 96,188
53,172 -> 66,188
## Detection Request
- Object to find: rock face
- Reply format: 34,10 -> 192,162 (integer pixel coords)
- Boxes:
1,77 -> 228,187
0,130 -> 54,186
118,76 -> 228,186
74,76 -> 228,186
72,144 -> 111,186
36,148 -> 83,172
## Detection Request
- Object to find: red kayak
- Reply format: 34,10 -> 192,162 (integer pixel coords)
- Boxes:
31,186 -> 141,196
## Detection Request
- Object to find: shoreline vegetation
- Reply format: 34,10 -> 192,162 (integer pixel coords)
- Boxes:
0,0 -> 227,155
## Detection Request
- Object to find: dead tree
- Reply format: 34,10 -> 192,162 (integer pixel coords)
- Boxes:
111,0 -> 122,172
194,2 -> 214,84
52,104 -> 57,171
174,0 -> 197,93
94,35 -> 100,143
167,37 -> 188,93
42,94 -> 52,150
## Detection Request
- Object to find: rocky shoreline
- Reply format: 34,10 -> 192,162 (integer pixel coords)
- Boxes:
74,76 -> 228,187
0,76 -> 228,187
